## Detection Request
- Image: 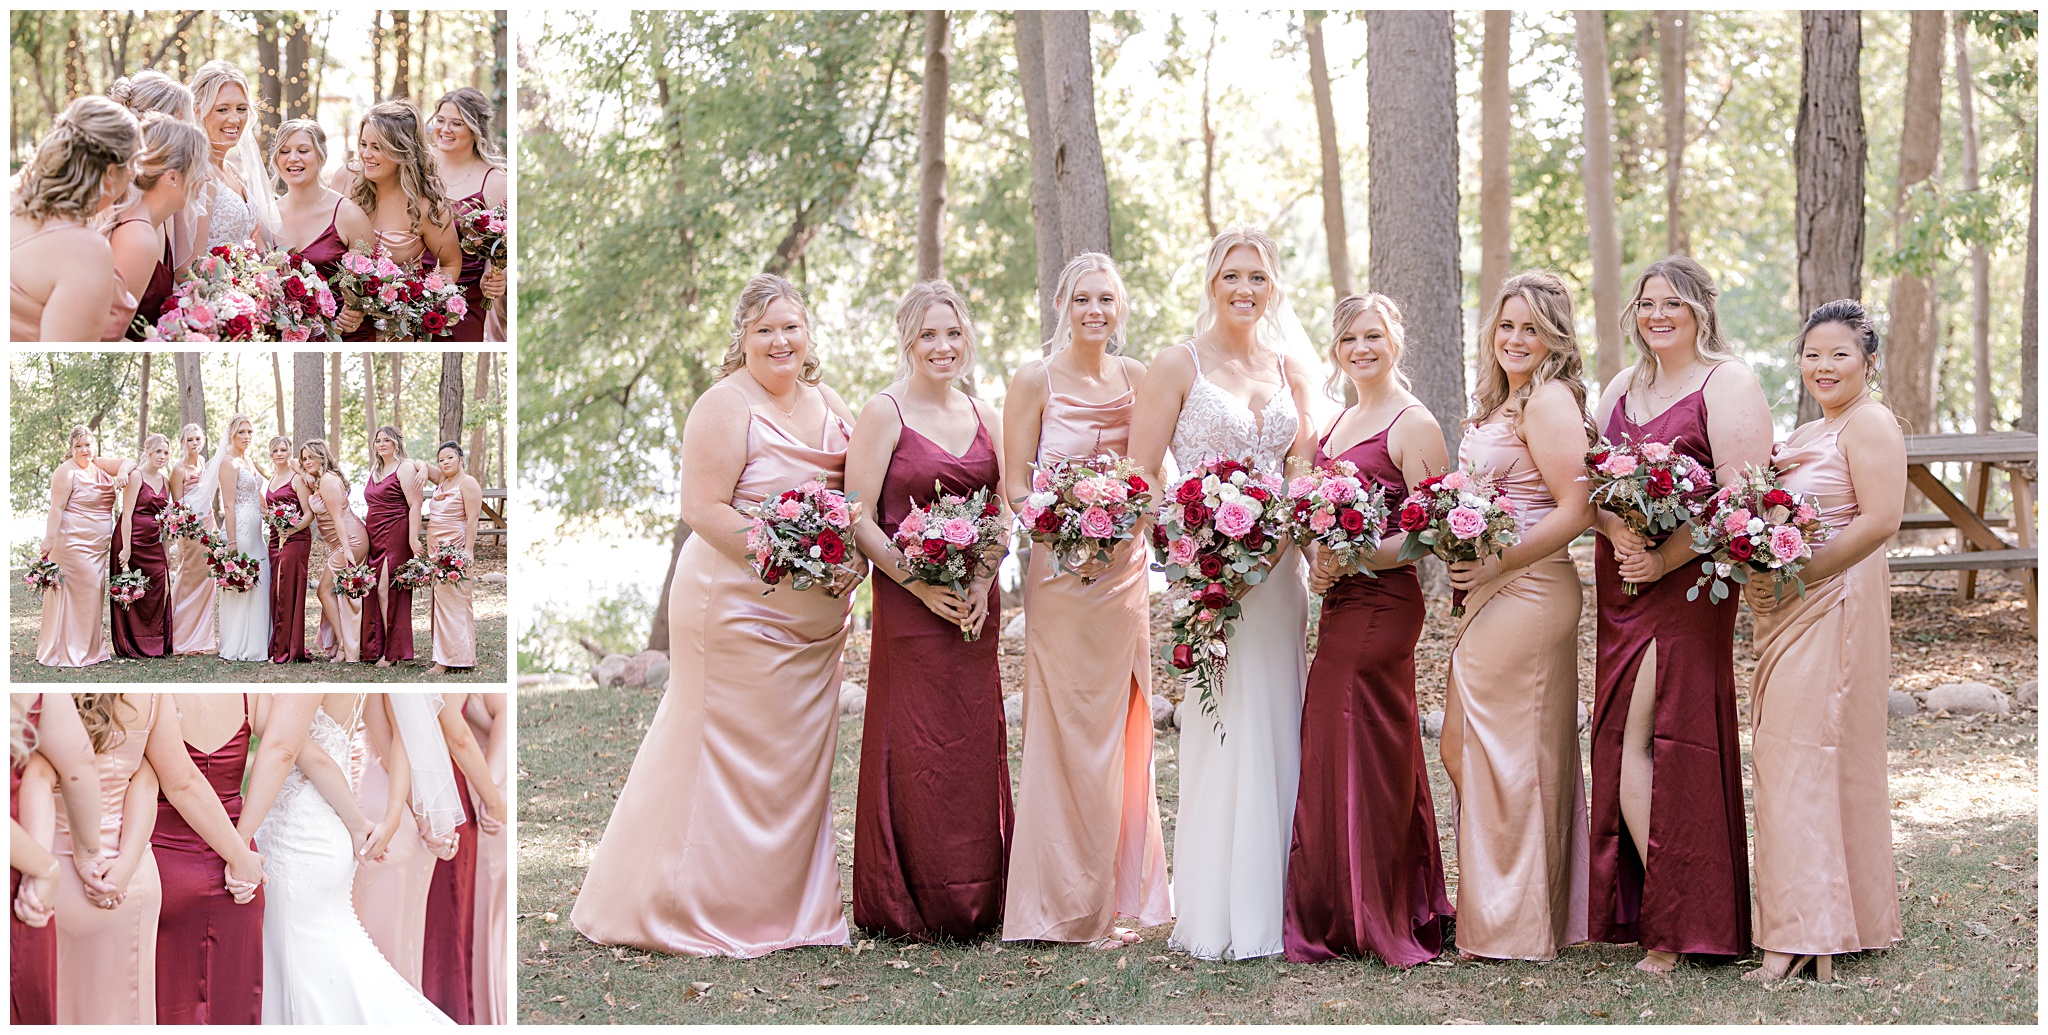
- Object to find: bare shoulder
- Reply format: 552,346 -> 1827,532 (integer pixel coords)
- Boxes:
687,380 -> 749,425
1703,359 -> 1763,397
856,390 -> 904,428
1595,368 -> 1633,410
1145,341 -> 1197,384
1392,396 -> 1443,437
334,197 -> 374,241
1118,354 -> 1150,379
969,395 -> 1001,428
1842,401 -> 1906,453
817,382 -> 857,423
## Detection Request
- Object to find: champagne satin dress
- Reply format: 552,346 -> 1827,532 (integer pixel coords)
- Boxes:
111,475 -> 175,658
572,405 -> 857,957
1749,418 -> 1902,956
1003,362 -> 1173,943
309,484 -> 367,662
362,467 -> 418,664
267,476 -> 313,664
428,480 -> 477,668
150,694 -> 264,1024
37,460 -> 117,667
466,701 -> 510,1024
11,696 -> 54,1024
9,222 -> 136,341
54,694 -> 163,1025
1439,421 -> 1589,960
171,458 -> 219,655
351,726 -> 437,987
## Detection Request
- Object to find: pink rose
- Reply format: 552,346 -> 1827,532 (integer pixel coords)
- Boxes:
776,498 -> 805,521
1796,504 -> 1817,523
185,303 -> 217,330
823,498 -> 851,528
379,284 -> 403,304
1078,506 -> 1116,539
375,256 -> 404,279
1214,499 -> 1257,539
1102,481 -> 1130,504
1031,468 -> 1052,492
941,517 -> 978,546
1597,453 -> 1640,477
899,506 -> 926,536
282,326 -> 311,342
1257,471 -> 1284,492
1016,503 -> 1042,528
1768,525 -> 1807,564
1308,508 -> 1337,533
446,294 -> 468,317
424,273 -> 448,292
1640,441 -> 1673,463
1446,506 -> 1486,540
1441,470 -> 1470,491
797,480 -> 826,496
1288,476 -> 1317,500
1167,536 -> 1200,567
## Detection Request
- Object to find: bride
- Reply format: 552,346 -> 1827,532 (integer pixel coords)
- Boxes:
1128,227 -> 1318,960
233,693 -> 457,1025
189,413 -> 272,660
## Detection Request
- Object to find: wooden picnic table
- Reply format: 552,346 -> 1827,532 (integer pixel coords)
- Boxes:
1898,431 -> 2036,629
478,486 -> 507,540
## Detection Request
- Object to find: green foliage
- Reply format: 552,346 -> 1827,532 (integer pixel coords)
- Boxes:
517,583 -> 652,674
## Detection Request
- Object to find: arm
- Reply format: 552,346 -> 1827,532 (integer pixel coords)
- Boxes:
145,697 -> 265,890
1124,346 -> 1197,510
221,460 -> 242,553
399,461 -> 427,551
1448,384 -> 1593,593
436,694 -> 504,833
14,757 -> 59,926
119,472 -> 141,570
235,694 -> 326,842
816,384 -> 871,598
845,394 -> 970,623
1001,359 -> 1050,508
319,474 -> 356,564
92,455 -> 137,480
1369,405 -> 1450,571
42,465 -> 70,556
1589,372 -> 1650,550
970,395 -> 1013,605
462,477 -> 482,561
360,695 -> 411,860
35,694 -> 112,893
39,245 -> 120,342
10,819 -> 60,927
479,173 -> 509,299
97,758 -> 161,908
422,209 -> 463,282
675,385 -> 762,567
107,221 -> 162,322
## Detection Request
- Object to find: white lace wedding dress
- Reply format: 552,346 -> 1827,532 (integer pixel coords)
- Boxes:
217,461 -> 272,661
1165,342 -> 1310,961
207,176 -> 258,248
255,705 -> 453,1024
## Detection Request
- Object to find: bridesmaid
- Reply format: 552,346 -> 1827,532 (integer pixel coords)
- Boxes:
146,693 -> 270,1024
1441,271 -> 1596,961
1000,252 -> 1171,948
845,280 -> 1014,941
572,273 -> 867,957
422,693 -> 508,1021
112,433 -> 177,658
10,95 -> 137,341
169,422 -> 219,655
424,443 -> 484,673
1743,301 -> 1906,982
1589,256 -> 1772,971
107,112 -> 207,339
38,425 -> 133,667
347,101 -> 462,339
1283,294 -> 1452,967
270,118 -> 370,336
429,87 -> 509,341
363,427 -> 427,666
11,694 -> 111,1026
463,693 -> 511,1023
108,70 -> 204,272
266,435 -> 314,664
300,440 -> 368,663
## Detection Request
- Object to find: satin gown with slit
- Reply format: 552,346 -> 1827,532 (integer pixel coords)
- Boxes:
1439,421 -> 1590,960
111,475 -> 175,658
37,461 -> 116,667
171,459 -> 219,654
268,477 -> 314,663
1749,419 -> 1902,956
351,727 -> 437,986
572,405 -> 856,957
11,696 -> 54,1024
53,694 -> 162,1025
309,486 -> 367,663
853,398 -> 1013,941
1589,373 -> 1752,958
151,694 -> 264,1024
362,468 -> 418,663
1282,407 -> 1451,967
422,764 -> 478,1022
1002,362 -> 1173,944
428,480 -> 477,667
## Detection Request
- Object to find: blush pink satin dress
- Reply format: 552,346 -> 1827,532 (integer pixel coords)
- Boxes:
37,460 -> 118,667
170,458 -> 219,655
1748,415 -> 1902,956
1439,421 -> 1590,960
428,480 -> 477,668
1002,363 -> 1173,943
466,700 -> 509,1024
350,722 -> 437,988
572,404 -> 856,957
309,484 -> 367,662
53,694 -> 163,1024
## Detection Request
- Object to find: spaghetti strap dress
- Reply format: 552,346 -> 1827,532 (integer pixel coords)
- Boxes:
151,694 -> 264,1023
111,475 -> 176,658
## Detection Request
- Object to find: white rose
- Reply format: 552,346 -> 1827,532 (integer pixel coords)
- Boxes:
1715,562 -> 1732,577
1202,473 -> 1222,495
1216,482 -> 1242,503
1746,516 -> 1765,535
1459,492 -> 1487,510
809,545 -> 823,559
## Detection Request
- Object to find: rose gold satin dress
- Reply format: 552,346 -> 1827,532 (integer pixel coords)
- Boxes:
1749,420 -> 1902,956
171,458 -> 219,654
428,480 -> 476,668
1440,421 -> 1590,960
572,407 -> 856,957
1003,365 -> 1173,943
37,461 -> 117,667
351,724 -> 437,987
53,694 -> 163,1025
466,702 -> 509,1024
310,486 -> 367,662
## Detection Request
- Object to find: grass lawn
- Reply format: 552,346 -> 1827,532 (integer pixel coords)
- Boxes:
517,574 -> 2037,1025
10,542 -> 507,683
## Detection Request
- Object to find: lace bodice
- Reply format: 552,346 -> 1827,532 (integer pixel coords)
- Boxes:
233,462 -> 264,521
272,706 -> 353,816
1169,342 -> 1298,474
208,178 -> 257,248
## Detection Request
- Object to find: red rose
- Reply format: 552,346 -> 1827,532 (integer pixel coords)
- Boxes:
781,489 -> 802,502
817,528 -> 847,565
210,245 -> 232,258
406,280 -> 424,301
1128,475 -> 1149,494
923,538 -> 950,561
422,311 -> 448,334
1199,582 -> 1230,609
983,499 -> 1000,518
1418,473 -> 1444,490
224,314 -> 253,339
1399,503 -> 1429,532
1035,509 -> 1062,534
1727,536 -> 1755,562
1175,480 -> 1205,505
286,251 -> 305,267
1339,508 -> 1366,533
1647,467 -> 1675,498
1149,524 -> 1169,549
1171,642 -> 1196,670
1763,488 -> 1794,508
1214,459 -> 1242,478
763,565 -> 786,584
283,276 -> 308,301
1242,526 -> 1266,551
1181,501 -> 1209,527
1197,553 -> 1225,579
1588,449 -> 1611,467
1245,486 -> 1270,503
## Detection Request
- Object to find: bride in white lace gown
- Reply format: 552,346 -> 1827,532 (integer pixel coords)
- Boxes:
1130,228 -> 1319,960
204,414 -> 272,661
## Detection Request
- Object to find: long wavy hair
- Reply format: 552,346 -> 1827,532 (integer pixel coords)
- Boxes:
74,693 -> 139,754
369,424 -> 410,481
1191,226 -> 1293,356
1620,255 -> 1740,393
892,280 -> 978,384
1323,293 -> 1412,399
1043,251 -> 1129,355
351,101 -> 451,233
716,273 -> 823,386
10,696 -> 38,771
431,87 -> 505,168
267,118 -> 328,195
187,60 -> 254,139
179,422 -> 205,460
1471,270 -> 1595,438
12,96 -> 138,222
300,438 -> 347,490
131,111 -> 208,206
110,69 -> 193,120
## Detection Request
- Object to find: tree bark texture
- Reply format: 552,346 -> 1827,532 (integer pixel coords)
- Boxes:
1884,10 -> 1946,436
176,352 -> 206,440
1794,11 -> 1867,425
439,351 -> 465,449
1575,11 -> 1626,385
136,353 -> 151,457
270,352 -> 287,434
328,351 -> 343,449
1201,15 -> 1219,239
470,352 -> 492,479
1308,11 -> 1353,298
915,10 -> 951,280
1042,12 -> 1112,263
254,15 -> 282,142
1659,10 -> 1689,256
1953,18 -> 1992,432
363,352 -> 379,448
2023,174 -> 2038,434
291,352 -> 323,451
1014,10 -> 1063,347
1479,10 -> 1512,331
390,10 -> 412,102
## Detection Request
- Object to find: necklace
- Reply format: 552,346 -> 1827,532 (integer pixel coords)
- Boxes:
752,373 -> 799,417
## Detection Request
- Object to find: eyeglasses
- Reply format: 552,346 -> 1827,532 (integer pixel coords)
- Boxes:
1634,299 -> 1690,318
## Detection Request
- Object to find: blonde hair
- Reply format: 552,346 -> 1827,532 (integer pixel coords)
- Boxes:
188,60 -> 255,142
431,87 -> 505,168
1472,270 -> 1595,437
1044,251 -> 1129,355
1192,226 -> 1293,356
300,438 -> 346,488
717,273 -> 822,386
266,434 -> 292,454
69,424 -> 95,450
132,111 -> 208,204
73,693 -> 139,754
1324,293 -> 1412,398
892,280 -> 978,384
143,432 -> 171,453
224,413 -> 253,443
268,118 -> 328,194
351,101 -> 452,232
1621,255 -> 1740,393
9,696 -> 38,771
12,96 -> 139,222
370,424 -> 409,480
180,422 -> 205,453
111,69 -> 194,120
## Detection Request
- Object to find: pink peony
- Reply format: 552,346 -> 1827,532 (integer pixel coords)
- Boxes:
776,498 -> 805,521
1795,504 -> 1817,523
1768,525 -> 1807,563
1288,476 -> 1317,500
1597,453 -> 1640,477
1640,441 -> 1673,463
797,480 -> 826,496
1072,477 -> 1104,505
1441,470 -> 1470,491
1214,499 -> 1257,539
1078,506 -> 1116,539
1309,508 -> 1337,533
1167,536 -> 1200,567
941,517 -> 978,546
1446,506 -> 1486,540
375,256 -> 404,279
282,326 -> 312,342
1320,476 -> 1359,504
1102,481 -> 1130,504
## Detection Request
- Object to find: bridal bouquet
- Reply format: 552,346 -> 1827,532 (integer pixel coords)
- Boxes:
1281,458 -> 1391,586
108,568 -> 149,609
330,244 -> 468,340
1687,464 -> 1836,604
209,546 -> 261,592
1015,453 -> 1152,583
264,499 -> 302,536
146,244 -> 273,342
1395,468 -> 1522,617
263,249 -> 341,341
1150,455 -> 1289,733
741,476 -> 857,595
24,558 -> 61,591
335,562 -> 377,599
428,542 -> 474,585
1584,436 -> 1715,595
457,203 -> 508,276
160,503 -> 204,541
892,483 -> 1006,640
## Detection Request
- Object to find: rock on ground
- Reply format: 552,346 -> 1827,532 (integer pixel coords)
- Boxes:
1576,700 -> 1589,731
1422,709 -> 1445,738
593,653 -> 629,687
1888,691 -> 1921,719
478,572 -> 508,586
839,681 -> 867,717
1003,693 -> 1023,728
2018,681 -> 2038,709
619,649 -> 669,689
1002,612 -> 1028,640
1925,681 -> 2010,716
1150,694 -> 1174,728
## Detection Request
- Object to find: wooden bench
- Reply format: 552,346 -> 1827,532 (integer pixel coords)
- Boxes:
1887,548 -> 2038,572
1898,431 -> 2036,630
478,487 -> 507,540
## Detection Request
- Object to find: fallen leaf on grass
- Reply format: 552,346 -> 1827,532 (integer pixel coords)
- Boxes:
543,911 -> 559,923
546,996 -> 566,1004
844,993 -> 870,1003
886,960 -> 912,970
681,981 -> 713,1000
1589,1010 -> 1609,1018
817,977 -> 843,989
1116,957 -> 1127,970
1069,978 -> 1088,990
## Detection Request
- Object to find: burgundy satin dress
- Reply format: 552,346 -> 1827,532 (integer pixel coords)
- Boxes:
295,197 -> 372,344
422,765 -> 478,1022
267,477 -> 313,663
117,219 -> 174,341
1283,407 -> 1451,967
852,398 -> 1013,941
11,696 -> 54,1025
447,169 -> 496,342
111,476 -> 175,658
362,468 -> 417,663
1589,369 -> 1751,957
150,695 -> 264,1024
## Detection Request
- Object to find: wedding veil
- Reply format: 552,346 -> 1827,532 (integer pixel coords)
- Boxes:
388,694 -> 466,839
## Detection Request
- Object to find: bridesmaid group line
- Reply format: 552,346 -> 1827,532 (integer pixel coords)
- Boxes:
572,233 -> 1906,989
34,414 -> 483,674
10,692 -> 510,1025
11,61 -> 506,341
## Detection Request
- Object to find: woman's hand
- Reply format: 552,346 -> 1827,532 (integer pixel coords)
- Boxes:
1601,514 -> 1650,558
94,853 -> 141,909
1447,554 -> 1503,593
962,575 -> 994,635
73,850 -> 116,898
1742,576 -> 1780,616
14,867 -> 57,927
824,559 -> 867,599
905,579 -> 974,625
39,536 -> 53,557
481,267 -> 505,301
474,790 -> 506,836
118,546 -> 131,570
336,307 -> 365,334
421,826 -> 459,862
223,847 -> 265,904
1616,545 -> 1670,585
362,815 -> 400,863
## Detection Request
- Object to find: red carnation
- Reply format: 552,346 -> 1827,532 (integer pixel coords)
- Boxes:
1647,467 -> 1675,498
1171,642 -> 1196,670
781,489 -> 802,502
1181,500 -> 1210,527
1399,503 -> 1429,532
1727,536 -> 1755,562
1127,475 -> 1149,494
422,311 -> 448,334
923,538 -> 950,561
1035,509 -> 1062,534
1197,553 -> 1225,580
983,499 -> 1000,518
816,528 -> 847,565
763,565 -> 786,584
1763,488 -> 1795,508
1339,508 -> 1366,533
1199,582 -> 1231,610
1175,479 -> 1205,505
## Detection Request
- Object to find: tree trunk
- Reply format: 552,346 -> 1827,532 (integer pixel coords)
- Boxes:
283,15 -> 312,120
391,352 -> 403,434
647,516 -> 695,652
2023,174 -> 2038,434
1659,11 -> 1689,255
363,352 -> 379,448
1884,10 -> 1946,437
1014,10 -> 1063,347
1366,11 -> 1466,459
371,11 -> 384,104
176,352 -> 206,440
328,351 -> 343,448
1042,12 -> 1112,260
270,352 -> 287,435
1307,11 -> 1352,298
1201,14 -> 1220,238
390,11 -> 413,101
1795,12 -> 1866,425
915,10 -> 950,281
1479,10 -> 1512,331
1575,11 -> 1626,385
254,14 -> 282,143
492,10 -> 508,145
291,353 -> 324,449
439,351 -> 465,448
1953,18 -> 1992,432
136,353 -> 152,456
469,353 -> 491,479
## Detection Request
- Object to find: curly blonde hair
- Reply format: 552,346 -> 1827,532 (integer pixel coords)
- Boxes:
111,69 -> 194,120
73,693 -> 139,754
12,96 -> 138,222
431,87 -> 505,169
716,273 -> 823,386
351,101 -> 452,234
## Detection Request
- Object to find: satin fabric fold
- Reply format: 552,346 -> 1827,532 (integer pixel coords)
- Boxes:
362,468 -> 417,663
170,459 -> 219,654
428,481 -> 477,668
111,476 -> 175,658
53,695 -> 162,1024
267,477 -> 314,663
150,700 -> 264,1024
38,461 -> 117,666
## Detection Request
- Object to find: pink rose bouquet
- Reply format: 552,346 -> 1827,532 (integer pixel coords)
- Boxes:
160,503 -> 204,541
264,499 -> 302,537
428,542 -> 474,585
392,556 -> 435,592
892,482 -> 1007,640
1395,467 -> 1522,616
24,558 -> 62,592
1584,436 -> 1717,594
334,562 -> 377,599
1280,458 -> 1391,588
741,475 -> 858,595
1015,453 -> 1153,584
329,243 -> 467,340
1686,463 -> 1835,604
457,203 -> 509,276
209,545 -> 261,592
108,568 -> 149,609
